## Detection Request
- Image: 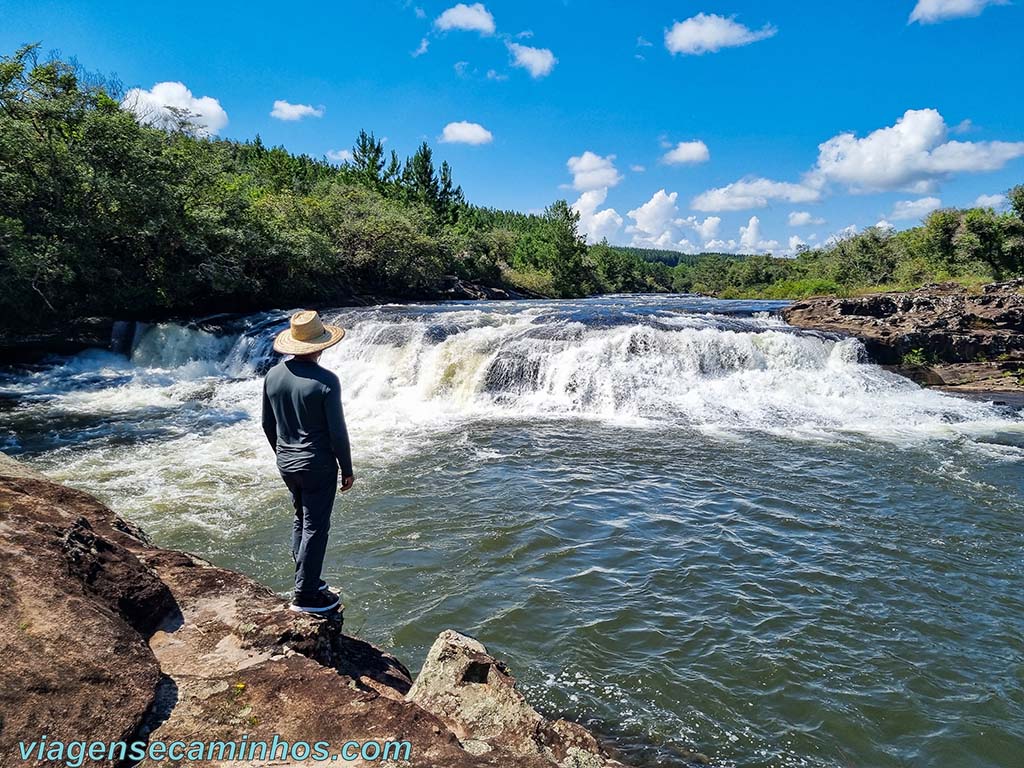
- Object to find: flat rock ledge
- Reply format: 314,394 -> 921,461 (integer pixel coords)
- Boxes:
782,280 -> 1024,395
0,455 -> 629,768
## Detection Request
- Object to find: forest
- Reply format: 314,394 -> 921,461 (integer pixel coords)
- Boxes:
2,44 -> 1022,336
0,45 -> 670,332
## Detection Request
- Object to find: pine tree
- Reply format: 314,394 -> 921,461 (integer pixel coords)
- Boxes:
402,142 -> 440,207
351,129 -> 385,186
383,149 -> 402,186
438,160 -> 465,223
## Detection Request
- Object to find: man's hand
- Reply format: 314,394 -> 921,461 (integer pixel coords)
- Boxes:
341,474 -> 355,492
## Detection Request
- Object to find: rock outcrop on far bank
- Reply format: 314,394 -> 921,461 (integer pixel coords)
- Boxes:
782,281 -> 1024,394
0,454 -> 628,768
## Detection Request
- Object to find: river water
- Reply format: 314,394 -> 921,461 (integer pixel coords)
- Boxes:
1,295 -> 1022,767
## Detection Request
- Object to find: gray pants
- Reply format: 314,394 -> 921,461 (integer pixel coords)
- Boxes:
281,468 -> 338,599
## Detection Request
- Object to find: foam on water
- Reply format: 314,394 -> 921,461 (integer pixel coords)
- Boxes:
303,303 -> 1018,446
4,299 -> 1021,459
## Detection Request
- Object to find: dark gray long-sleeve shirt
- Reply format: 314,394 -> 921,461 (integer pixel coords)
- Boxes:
261,359 -> 354,476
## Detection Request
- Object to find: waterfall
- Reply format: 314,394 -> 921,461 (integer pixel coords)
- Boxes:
105,301 -> 1013,441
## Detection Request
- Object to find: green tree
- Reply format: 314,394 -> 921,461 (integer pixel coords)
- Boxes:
351,129 -> 385,187
922,209 -> 963,270
590,240 -> 639,292
402,142 -> 440,209
437,160 -> 465,223
828,226 -> 897,286
955,208 -> 1007,277
541,201 -> 596,297
1009,185 -> 1024,220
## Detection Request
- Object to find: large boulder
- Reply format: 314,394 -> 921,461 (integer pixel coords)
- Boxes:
408,630 -> 626,768
0,472 -> 169,763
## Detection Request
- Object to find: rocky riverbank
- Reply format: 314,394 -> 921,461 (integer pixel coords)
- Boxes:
782,280 -> 1024,396
0,453 -> 629,768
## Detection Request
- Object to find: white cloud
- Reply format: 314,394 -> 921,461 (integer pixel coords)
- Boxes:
572,189 -> 623,243
685,215 -> 721,241
875,219 -> 894,230
412,38 -> 429,57
890,196 -> 943,221
975,193 -> 1007,208
909,0 -> 1008,24
625,189 -> 723,250
637,36 -> 653,47
665,13 -> 777,55
704,218 -> 782,255
439,121 -> 494,145
692,177 -> 822,212
694,108 -> 1024,213
662,140 -> 710,165
813,109 -> 1024,193
630,164 -> 646,173
507,42 -> 557,78
122,81 -> 228,136
567,151 -> 622,192
414,6 -> 426,19
788,235 -> 807,252
788,211 -> 825,227
326,149 -> 352,164
486,69 -> 508,81
739,216 -> 780,253
454,61 -> 470,77
566,153 -> 627,243
627,190 -> 684,249
270,100 -> 324,121
434,3 -> 495,34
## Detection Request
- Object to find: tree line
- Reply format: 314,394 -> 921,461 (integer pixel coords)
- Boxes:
0,45 -> 669,332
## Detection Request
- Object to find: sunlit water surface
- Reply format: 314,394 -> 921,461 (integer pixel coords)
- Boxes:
2,295 -> 1022,767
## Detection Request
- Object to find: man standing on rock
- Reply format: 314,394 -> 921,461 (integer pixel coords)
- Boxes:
262,310 -> 355,614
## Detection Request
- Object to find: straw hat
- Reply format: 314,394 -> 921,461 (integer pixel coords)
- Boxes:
273,310 -> 346,355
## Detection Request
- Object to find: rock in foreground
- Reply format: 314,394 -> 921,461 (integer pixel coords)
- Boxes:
782,281 -> 1024,393
0,454 -> 630,768
409,631 -> 627,767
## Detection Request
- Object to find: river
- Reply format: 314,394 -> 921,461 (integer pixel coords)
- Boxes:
1,295 -> 1022,768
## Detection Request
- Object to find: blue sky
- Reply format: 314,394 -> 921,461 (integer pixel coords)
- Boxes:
2,0 -> 1023,253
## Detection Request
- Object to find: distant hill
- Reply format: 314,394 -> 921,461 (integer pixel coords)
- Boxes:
607,246 -> 753,268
